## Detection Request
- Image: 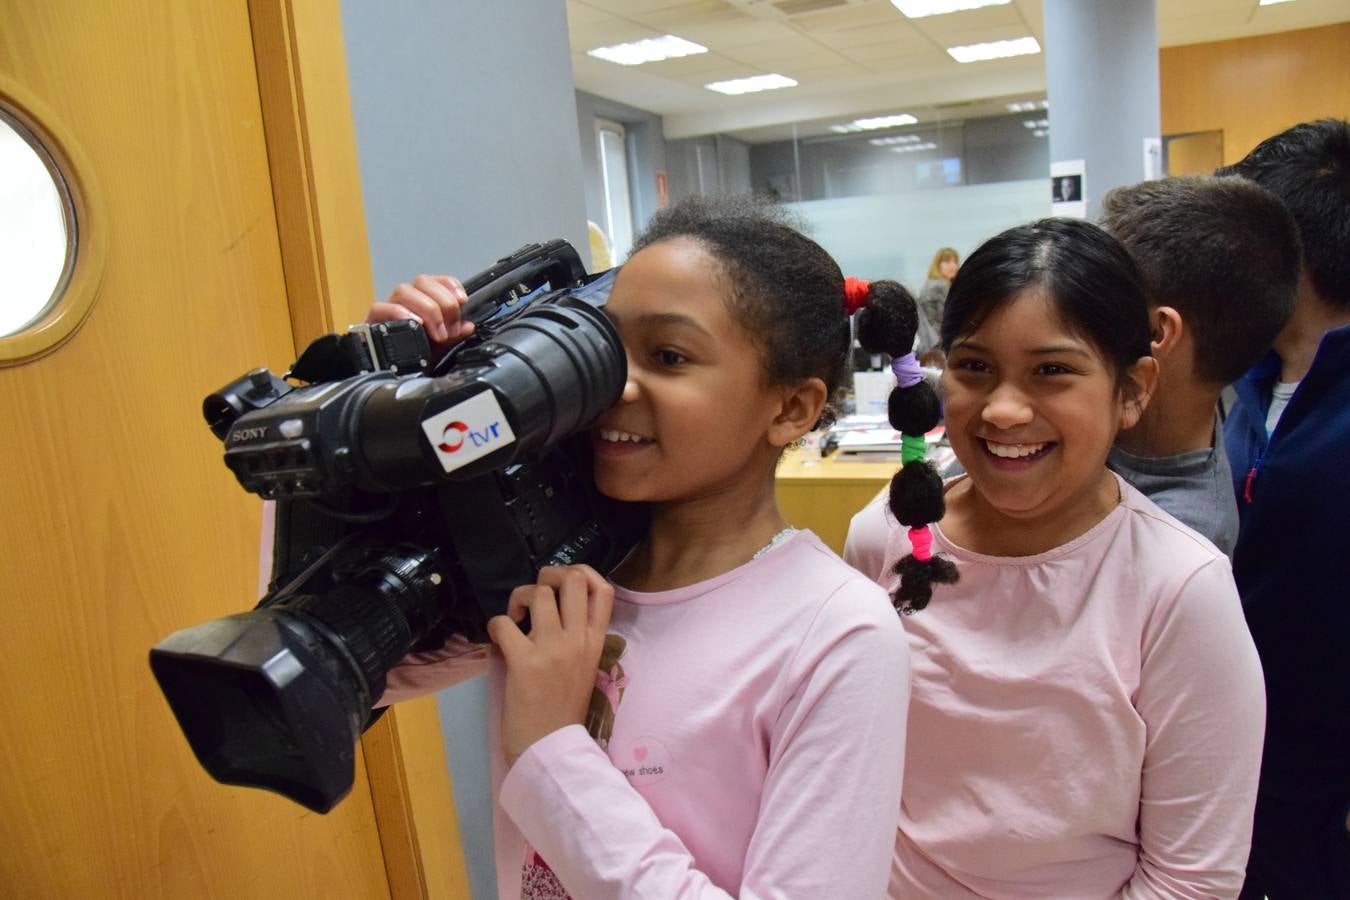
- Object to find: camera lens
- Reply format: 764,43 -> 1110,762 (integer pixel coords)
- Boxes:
149,547 -> 443,812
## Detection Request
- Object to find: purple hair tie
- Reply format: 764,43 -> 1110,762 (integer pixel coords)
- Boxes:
890,352 -> 923,388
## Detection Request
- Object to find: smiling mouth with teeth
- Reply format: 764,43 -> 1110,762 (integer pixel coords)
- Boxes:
982,439 -> 1052,459
598,429 -> 653,444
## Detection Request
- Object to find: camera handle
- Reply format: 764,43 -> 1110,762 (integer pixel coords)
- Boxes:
460,240 -> 588,328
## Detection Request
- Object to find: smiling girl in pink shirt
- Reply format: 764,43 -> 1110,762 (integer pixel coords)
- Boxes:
846,218 -> 1266,899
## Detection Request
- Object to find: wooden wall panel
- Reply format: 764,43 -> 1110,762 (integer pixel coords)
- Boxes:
0,1 -> 391,896
1160,23 -> 1350,166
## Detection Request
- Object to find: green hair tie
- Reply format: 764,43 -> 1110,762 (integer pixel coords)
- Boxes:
900,433 -> 928,464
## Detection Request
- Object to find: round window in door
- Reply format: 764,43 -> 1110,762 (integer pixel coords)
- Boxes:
0,104 -> 76,338
0,85 -> 104,366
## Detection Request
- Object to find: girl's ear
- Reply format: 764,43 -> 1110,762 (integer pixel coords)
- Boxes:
767,377 -> 829,447
1149,306 -> 1184,358
1118,355 -> 1159,431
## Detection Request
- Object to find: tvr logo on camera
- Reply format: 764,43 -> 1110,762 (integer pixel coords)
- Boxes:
436,419 -> 505,454
437,421 -> 468,452
422,391 -> 516,473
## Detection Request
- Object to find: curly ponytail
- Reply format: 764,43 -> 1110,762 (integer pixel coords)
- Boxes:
848,278 -> 959,613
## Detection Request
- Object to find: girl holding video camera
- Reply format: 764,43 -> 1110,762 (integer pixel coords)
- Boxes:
373,194 -> 918,899
846,218 -> 1265,899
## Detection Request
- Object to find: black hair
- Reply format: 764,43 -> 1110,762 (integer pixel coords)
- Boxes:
941,218 -> 1153,388
856,283 -> 960,613
629,194 -> 851,421
1100,175 -> 1302,385
1217,119 -> 1350,310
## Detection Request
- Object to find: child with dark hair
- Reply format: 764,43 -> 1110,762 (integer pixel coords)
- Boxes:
1098,175 -> 1302,557
368,194 -> 916,899
1216,119 -> 1350,900
845,218 -> 1265,898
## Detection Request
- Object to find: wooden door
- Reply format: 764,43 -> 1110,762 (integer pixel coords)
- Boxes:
0,2 -> 456,897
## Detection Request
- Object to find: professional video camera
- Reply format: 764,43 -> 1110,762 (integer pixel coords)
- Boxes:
150,240 -> 644,813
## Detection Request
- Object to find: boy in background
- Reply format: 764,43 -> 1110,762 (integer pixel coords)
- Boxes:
1098,175 -> 1301,557
1218,118 -> 1350,900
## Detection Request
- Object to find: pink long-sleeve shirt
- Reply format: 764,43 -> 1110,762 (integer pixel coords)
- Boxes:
382,530 -> 910,899
844,474 -> 1265,899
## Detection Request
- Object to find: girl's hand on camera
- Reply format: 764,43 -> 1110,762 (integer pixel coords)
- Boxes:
365,274 -> 474,352
488,565 -> 614,768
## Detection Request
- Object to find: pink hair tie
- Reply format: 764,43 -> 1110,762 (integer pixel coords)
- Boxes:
843,276 -> 871,315
908,525 -> 934,562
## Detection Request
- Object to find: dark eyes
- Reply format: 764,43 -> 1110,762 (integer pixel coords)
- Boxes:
949,358 -> 1075,376
655,348 -> 688,367
950,357 -> 989,373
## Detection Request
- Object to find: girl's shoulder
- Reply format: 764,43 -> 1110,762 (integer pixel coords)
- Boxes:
767,532 -> 908,671
745,530 -> 904,637
1114,474 -> 1230,571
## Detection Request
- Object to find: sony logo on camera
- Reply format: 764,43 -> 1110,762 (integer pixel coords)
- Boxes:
230,426 -> 269,443
421,389 -> 517,474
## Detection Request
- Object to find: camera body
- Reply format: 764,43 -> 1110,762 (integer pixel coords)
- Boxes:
150,241 -> 644,812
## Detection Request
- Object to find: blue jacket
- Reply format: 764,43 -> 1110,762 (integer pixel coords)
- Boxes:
1225,324 -> 1350,801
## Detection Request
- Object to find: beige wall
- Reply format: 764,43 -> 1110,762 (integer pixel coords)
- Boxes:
1160,23 -> 1350,167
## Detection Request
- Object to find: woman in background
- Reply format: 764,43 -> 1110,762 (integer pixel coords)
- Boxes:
916,246 -> 959,355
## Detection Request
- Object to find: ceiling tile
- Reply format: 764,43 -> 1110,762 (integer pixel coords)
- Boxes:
929,23 -> 1041,46
578,0 -> 704,14
566,1 -> 618,25
812,22 -> 935,51
666,19 -> 804,48
631,0 -> 762,26
723,35 -> 845,62
845,41 -> 948,63
787,3 -> 911,32
788,59 -> 873,77
569,20 -> 666,49
632,52 -> 750,77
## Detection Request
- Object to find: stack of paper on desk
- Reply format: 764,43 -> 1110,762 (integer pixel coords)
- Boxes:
830,419 -> 946,460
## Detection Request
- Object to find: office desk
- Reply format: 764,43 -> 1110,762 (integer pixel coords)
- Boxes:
775,448 -> 898,556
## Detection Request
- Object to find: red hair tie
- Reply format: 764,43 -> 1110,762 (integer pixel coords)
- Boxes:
843,276 -> 871,315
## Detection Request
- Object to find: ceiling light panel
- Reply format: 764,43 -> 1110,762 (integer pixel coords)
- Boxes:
704,74 -> 799,95
891,0 -> 1011,18
1258,0 -> 1296,5
587,35 -> 708,66
788,1 -> 907,31
947,36 -> 1041,63
853,113 -> 918,129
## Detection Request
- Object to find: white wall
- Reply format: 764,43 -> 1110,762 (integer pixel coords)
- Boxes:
788,178 -> 1052,292
342,1 -> 589,291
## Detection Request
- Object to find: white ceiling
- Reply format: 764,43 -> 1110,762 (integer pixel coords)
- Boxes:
566,0 -> 1350,143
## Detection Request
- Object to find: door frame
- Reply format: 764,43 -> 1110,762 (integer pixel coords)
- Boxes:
247,2 -> 469,897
